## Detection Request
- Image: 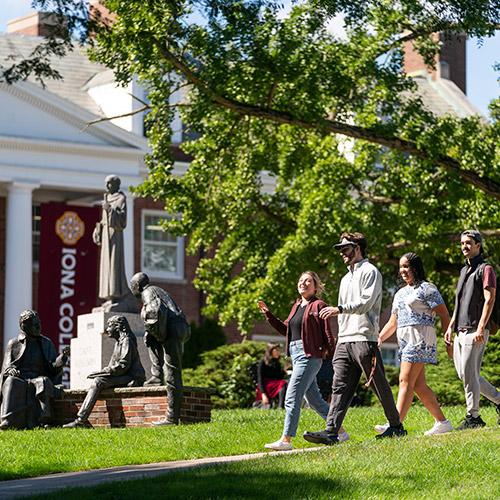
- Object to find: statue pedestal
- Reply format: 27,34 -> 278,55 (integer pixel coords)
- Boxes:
70,312 -> 151,389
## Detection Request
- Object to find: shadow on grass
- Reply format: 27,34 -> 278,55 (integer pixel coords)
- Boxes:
34,468 -> 355,499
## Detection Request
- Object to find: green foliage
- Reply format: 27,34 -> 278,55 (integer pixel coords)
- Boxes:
183,341 -> 267,408
6,1 -> 499,334
183,319 -> 227,368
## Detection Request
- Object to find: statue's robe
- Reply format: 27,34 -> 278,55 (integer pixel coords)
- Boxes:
97,190 -> 129,300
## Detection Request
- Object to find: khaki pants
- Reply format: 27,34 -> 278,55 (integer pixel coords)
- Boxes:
453,330 -> 500,417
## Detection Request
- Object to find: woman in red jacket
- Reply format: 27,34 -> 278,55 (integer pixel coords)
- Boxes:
258,271 -> 349,451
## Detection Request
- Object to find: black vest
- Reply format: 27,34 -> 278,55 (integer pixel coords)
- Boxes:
454,255 -> 489,331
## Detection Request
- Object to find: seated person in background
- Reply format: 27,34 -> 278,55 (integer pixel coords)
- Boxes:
63,315 -> 145,428
0,310 -> 69,430
256,343 -> 288,409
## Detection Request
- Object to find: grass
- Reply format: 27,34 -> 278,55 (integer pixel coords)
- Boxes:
1,406 -> 499,500
0,405 -> 498,483
32,427 -> 499,499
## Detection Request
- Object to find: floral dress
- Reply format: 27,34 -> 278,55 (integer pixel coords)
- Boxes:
391,282 -> 445,364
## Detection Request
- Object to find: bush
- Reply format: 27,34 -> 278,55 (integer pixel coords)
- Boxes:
183,341 -> 267,409
183,319 -> 227,369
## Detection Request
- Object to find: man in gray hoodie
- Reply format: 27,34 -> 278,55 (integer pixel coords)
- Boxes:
304,232 -> 405,444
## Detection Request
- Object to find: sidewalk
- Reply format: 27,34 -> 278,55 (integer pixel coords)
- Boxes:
0,446 -> 324,499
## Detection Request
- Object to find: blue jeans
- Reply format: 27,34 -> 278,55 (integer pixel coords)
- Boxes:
283,340 -> 330,437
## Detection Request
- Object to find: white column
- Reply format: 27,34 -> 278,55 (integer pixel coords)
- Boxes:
124,190 -> 135,280
3,182 -> 38,351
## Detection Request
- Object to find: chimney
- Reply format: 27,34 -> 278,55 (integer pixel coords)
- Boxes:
404,32 -> 467,94
7,12 -> 67,37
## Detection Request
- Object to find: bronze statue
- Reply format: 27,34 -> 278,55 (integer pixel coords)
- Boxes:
130,272 -> 191,425
63,315 -> 145,428
93,175 -> 138,313
0,310 -> 69,430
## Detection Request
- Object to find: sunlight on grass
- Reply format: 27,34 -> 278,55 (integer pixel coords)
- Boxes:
0,405 -> 498,491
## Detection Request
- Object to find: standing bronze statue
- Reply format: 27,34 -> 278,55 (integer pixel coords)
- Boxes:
130,272 -> 191,425
93,175 -> 138,313
64,315 -> 145,428
0,310 -> 69,430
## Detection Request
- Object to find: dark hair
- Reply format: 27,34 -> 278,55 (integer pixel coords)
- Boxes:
461,230 -> 483,255
340,232 -> 367,257
400,252 -> 426,286
264,343 -> 281,365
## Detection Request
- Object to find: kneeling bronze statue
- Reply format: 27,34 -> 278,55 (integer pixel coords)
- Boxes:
0,310 -> 69,430
64,315 -> 145,428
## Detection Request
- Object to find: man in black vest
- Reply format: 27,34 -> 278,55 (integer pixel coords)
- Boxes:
445,230 -> 500,429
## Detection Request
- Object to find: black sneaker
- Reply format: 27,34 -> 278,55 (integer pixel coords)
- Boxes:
303,430 -> 339,445
375,423 -> 407,439
456,415 -> 486,430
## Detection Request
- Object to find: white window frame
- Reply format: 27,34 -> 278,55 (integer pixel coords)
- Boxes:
141,209 -> 185,281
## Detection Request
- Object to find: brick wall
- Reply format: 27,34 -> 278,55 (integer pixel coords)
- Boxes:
403,32 -> 466,93
52,386 -> 213,427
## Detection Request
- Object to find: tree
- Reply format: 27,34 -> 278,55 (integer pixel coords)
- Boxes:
2,0 -> 499,333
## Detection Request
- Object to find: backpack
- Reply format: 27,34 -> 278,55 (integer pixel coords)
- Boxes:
479,263 -> 500,334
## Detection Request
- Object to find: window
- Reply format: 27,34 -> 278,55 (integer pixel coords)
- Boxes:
141,210 -> 184,280
33,204 -> 41,267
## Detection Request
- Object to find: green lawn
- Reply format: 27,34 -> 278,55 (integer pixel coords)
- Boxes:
33,427 -> 499,499
0,405 -> 498,486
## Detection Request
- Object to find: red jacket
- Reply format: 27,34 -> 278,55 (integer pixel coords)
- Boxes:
263,297 -> 336,358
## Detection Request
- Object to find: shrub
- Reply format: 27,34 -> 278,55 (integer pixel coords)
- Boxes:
183,319 -> 227,369
183,341 -> 267,408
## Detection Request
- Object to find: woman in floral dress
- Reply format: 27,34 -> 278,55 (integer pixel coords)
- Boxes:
378,253 -> 453,435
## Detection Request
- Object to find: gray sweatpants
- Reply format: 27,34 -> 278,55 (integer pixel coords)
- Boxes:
453,329 -> 500,417
325,341 -> 401,433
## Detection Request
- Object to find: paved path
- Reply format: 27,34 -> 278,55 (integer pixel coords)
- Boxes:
0,446 -> 324,499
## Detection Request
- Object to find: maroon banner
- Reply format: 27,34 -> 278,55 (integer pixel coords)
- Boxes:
38,202 -> 100,385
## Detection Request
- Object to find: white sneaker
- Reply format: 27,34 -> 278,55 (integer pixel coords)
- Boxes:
374,423 -> 389,434
338,431 -> 350,443
264,439 -> 293,451
424,419 -> 453,436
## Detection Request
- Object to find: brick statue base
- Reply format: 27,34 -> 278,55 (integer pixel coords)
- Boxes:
53,386 -> 213,427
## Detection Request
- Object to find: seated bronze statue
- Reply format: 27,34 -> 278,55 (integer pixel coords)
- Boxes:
64,315 -> 145,428
0,310 -> 69,430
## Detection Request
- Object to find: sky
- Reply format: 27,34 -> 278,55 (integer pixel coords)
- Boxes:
0,0 -> 499,117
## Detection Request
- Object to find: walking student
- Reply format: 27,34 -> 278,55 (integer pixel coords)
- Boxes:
378,252 -> 453,435
258,271 -> 349,451
304,232 -> 406,445
445,230 -> 500,429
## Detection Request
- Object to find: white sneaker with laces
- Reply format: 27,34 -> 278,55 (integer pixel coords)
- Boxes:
424,419 -> 453,436
264,439 -> 293,451
374,423 -> 389,434
338,431 -> 350,443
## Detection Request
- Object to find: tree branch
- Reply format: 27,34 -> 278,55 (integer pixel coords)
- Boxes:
152,38 -> 500,200
81,105 -> 150,130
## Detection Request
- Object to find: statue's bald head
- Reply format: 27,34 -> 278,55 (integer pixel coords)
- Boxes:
130,272 -> 150,298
